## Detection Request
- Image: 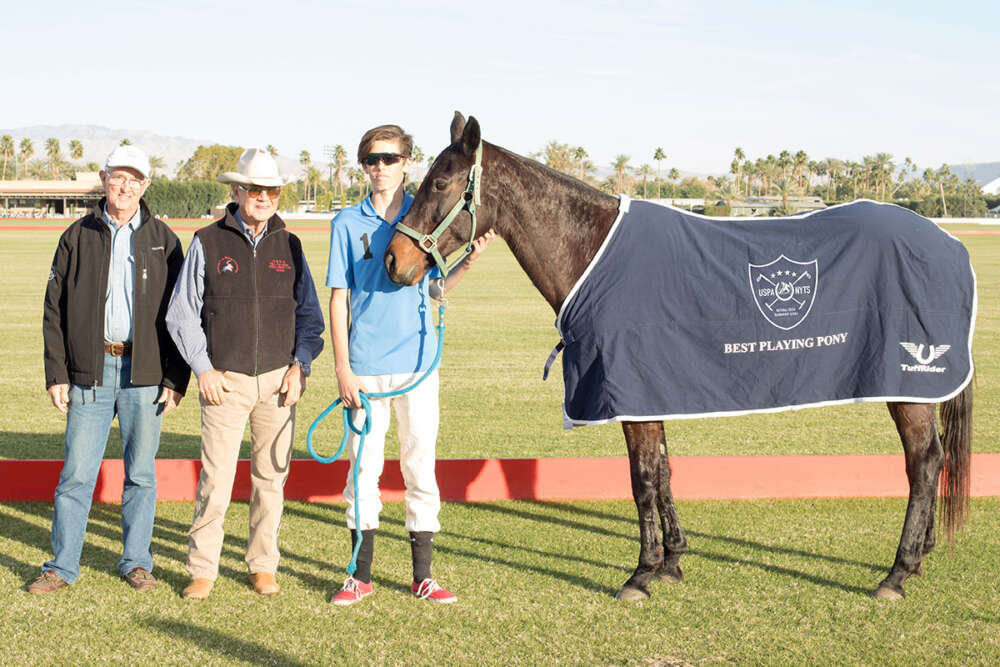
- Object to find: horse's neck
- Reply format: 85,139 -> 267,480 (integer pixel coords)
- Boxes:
486,145 -> 620,313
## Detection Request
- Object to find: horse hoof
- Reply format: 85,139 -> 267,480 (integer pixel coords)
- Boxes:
614,586 -> 650,601
871,585 -> 905,601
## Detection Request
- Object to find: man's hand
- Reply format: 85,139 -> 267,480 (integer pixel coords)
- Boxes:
467,228 -> 496,263
336,367 -> 367,409
157,387 -> 182,415
48,384 -> 70,414
280,364 -> 306,407
197,369 -> 231,406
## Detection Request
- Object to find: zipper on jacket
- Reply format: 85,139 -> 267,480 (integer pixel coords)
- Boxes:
250,235 -> 260,377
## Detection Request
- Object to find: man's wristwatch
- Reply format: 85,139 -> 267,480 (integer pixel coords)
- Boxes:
293,359 -> 310,376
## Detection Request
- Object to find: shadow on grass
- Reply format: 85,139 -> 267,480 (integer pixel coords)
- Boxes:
147,617 -> 312,667
285,501 -> 626,596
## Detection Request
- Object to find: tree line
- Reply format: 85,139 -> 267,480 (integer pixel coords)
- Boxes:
2,133 -> 994,218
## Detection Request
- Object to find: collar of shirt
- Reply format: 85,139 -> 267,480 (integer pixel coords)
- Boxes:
360,192 -> 413,224
234,208 -> 269,248
101,204 -> 143,231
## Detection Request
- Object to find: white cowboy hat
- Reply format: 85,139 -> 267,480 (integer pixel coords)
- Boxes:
104,145 -> 151,180
218,148 -> 289,187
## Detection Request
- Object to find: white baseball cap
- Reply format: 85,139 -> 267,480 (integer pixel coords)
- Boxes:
104,145 -> 151,180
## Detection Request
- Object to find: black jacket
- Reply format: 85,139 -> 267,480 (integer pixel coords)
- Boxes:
42,198 -> 190,394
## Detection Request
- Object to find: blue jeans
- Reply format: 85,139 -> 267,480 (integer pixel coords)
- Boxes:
44,353 -> 163,584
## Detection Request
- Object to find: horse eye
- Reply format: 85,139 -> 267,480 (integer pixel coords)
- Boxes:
433,178 -> 448,191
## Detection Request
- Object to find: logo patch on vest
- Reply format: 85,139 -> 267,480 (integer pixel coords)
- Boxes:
217,257 -> 239,274
268,258 -> 292,273
748,255 -> 818,330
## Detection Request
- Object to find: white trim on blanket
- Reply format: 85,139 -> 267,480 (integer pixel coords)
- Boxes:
554,194 -> 630,335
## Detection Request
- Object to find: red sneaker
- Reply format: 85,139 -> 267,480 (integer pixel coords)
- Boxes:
412,578 -> 457,603
331,576 -> 373,606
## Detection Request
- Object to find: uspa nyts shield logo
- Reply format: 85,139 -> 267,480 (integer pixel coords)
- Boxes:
748,255 -> 818,330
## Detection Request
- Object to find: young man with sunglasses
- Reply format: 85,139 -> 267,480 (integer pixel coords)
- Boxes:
33,146 -> 189,594
326,124 -> 494,606
166,148 -> 325,600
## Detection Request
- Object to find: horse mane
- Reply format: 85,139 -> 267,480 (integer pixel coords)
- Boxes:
484,142 -> 620,311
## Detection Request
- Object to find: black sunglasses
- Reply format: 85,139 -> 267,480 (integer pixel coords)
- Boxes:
362,152 -> 407,166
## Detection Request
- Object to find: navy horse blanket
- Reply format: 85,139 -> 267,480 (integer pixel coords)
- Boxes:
555,197 -> 976,426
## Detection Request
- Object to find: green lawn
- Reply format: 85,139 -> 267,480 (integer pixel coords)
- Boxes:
1,224 -> 997,461
3,497 -> 999,665
1,223 -> 998,665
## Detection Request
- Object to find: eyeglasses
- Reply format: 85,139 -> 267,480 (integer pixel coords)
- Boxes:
239,184 -> 281,200
107,174 -> 146,191
362,153 -> 407,166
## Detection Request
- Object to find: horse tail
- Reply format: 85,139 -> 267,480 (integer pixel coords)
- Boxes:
939,380 -> 973,541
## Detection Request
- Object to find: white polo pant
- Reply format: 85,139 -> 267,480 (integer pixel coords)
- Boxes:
344,370 -> 441,533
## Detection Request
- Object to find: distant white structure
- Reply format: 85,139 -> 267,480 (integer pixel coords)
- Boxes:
982,176 -> 1000,196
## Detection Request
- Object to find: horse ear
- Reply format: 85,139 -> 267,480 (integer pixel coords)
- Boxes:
450,112 -> 466,144
461,116 -> 481,156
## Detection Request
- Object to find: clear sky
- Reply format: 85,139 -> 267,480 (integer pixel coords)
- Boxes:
3,0 -> 997,174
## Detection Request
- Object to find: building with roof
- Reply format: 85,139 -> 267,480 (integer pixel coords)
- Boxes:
0,173 -> 103,217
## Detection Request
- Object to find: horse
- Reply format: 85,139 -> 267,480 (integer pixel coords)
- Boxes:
384,112 -> 974,601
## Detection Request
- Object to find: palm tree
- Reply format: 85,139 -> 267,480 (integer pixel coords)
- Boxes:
265,144 -> 279,157
18,138 -> 34,179
612,154 -> 631,193
793,150 -> 808,190
668,167 -> 679,182
635,164 -> 654,198
333,145 -> 347,199
653,147 -> 665,198
148,156 -> 166,177
69,140 -> 84,162
46,138 -> 62,179
732,146 -> 745,195
574,147 -> 589,181
299,150 -> 312,201
0,135 -> 13,180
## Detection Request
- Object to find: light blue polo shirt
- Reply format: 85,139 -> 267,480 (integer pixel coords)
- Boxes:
326,194 -> 440,375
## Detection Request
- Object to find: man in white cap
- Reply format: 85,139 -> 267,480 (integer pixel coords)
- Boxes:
32,145 -> 190,594
166,148 -> 324,600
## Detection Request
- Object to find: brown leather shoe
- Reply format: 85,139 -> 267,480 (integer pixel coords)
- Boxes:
27,571 -> 68,594
123,567 -> 158,591
181,578 -> 214,600
249,572 -> 280,595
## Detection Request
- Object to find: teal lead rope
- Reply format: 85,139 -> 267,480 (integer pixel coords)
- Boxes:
306,300 -> 447,575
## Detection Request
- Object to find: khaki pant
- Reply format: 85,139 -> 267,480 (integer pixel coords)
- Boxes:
187,366 -> 294,580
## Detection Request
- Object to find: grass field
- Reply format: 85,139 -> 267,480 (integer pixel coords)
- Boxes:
0,221 -> 997,461
1,220 -> 998,665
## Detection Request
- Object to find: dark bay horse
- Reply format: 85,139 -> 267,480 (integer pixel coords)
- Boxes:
384,112 -> 973,601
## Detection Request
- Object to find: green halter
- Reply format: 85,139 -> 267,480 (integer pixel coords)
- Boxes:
395,142 -> 482,277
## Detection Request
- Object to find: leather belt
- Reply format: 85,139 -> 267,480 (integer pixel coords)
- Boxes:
104,342 -> 132,357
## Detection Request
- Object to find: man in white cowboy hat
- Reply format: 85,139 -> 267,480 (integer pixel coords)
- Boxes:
32,145 -> 189,594
166,148 -> 324,600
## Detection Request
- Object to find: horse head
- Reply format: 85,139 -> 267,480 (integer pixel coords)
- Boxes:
385,111 -> 490,285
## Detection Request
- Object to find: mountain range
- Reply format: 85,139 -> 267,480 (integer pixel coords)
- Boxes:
2,124 -> 998,188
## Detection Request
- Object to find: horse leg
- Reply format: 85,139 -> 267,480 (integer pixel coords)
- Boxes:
616,422 -> 668,601
873,402 -> 943,600
654,427 -> 686,584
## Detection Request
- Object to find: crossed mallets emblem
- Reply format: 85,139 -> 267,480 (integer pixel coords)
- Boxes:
748,255 -> 819,330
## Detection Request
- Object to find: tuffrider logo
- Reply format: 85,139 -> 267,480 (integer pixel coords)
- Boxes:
748,255 -> 818,330
900,342 -> 950,373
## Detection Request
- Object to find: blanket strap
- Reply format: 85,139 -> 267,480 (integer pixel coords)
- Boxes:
542,340 -> 565,381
